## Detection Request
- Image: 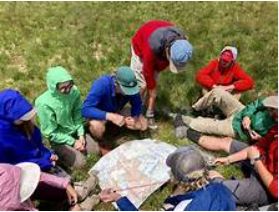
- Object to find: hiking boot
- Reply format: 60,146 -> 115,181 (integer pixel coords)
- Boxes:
75,174 -> 98,201
146,109 -> 158,130
79,194 -> 100,211
148,117 -> 158,130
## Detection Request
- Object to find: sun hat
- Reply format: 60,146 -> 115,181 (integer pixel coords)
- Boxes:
16,162 -> 41,203
166,146 -> 206,182
263,96 -> 278,109
14,108 -> 37,125
115,66 -> 139,96
220,46 -> 238,61
169,40 -> 193,73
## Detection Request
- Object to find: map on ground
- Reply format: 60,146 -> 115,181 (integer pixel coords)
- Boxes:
89,139 -> 176,209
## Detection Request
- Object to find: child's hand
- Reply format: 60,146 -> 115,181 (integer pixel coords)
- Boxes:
99,188 -> 121,202
214,157 -> 230,165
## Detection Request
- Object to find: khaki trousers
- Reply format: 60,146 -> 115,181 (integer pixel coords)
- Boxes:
202,88 -> 242,100
185,88 -> 245,137
130,46 -> 160,90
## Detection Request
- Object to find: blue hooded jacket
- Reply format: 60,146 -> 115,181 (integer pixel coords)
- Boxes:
0,89 -> 53,171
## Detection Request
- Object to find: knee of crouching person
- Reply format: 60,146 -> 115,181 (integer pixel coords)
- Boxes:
88,120 -> 106,140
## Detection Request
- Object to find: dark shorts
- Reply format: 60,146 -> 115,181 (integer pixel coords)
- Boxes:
229,139 -> 248,154
222,140 -> 272,206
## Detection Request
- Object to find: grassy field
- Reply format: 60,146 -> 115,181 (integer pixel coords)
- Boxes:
0,2 -> 277,211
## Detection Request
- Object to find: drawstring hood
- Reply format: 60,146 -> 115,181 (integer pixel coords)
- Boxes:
0,89 -> 33,128
46,66 -> 73,97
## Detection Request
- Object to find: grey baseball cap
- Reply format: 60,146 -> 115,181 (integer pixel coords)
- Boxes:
263,96 -> 278,109
166,146 -> 206,182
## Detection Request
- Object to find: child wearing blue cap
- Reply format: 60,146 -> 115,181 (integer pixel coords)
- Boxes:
82,66 -> 148,155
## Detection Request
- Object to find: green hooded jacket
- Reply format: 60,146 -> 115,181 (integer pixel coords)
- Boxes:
232,98 -> 275,141
35,66 -> 85,146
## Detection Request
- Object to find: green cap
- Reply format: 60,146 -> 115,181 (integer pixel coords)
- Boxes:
116,66 -> 139,96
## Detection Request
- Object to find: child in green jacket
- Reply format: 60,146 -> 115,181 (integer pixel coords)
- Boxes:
35,66 -> 99,169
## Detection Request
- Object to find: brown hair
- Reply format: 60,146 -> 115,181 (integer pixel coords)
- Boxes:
16,120 -> 35,140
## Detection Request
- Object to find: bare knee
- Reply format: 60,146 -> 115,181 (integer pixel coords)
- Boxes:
88,120 -> 106,140
199,135 -> 233,152
214,137 -> 233,152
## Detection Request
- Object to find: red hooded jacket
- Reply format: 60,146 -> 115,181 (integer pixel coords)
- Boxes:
196,59 -> 254,92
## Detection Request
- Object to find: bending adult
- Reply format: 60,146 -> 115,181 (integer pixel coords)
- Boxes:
131,20 -> 193,129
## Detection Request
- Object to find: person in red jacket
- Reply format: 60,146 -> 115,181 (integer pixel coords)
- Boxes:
194,46 -> 254,112
214,123 -> 278,206
131,20 -> 193,129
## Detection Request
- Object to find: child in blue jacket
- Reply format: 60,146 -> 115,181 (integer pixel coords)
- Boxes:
0,89 -> 57,171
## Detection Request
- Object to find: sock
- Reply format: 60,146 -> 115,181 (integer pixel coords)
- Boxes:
187,128 -> 202,143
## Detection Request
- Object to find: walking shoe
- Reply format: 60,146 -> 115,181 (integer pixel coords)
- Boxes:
75,174 -> 98,201
148,117 -> 158,130
79,194 -> 100,211
146,109 -> 158,130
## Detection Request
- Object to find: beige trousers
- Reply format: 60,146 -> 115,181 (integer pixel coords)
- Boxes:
185,88 -> 245,137
130,46 -> 146,89
202,88 -> 242,100
130,46 -> 160,90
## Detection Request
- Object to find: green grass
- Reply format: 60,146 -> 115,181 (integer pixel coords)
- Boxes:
0,2 -> 277,210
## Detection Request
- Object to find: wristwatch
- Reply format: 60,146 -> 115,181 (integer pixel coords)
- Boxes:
250,155 -> 261,165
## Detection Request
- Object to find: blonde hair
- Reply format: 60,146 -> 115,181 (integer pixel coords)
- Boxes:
171,170 -> 210,196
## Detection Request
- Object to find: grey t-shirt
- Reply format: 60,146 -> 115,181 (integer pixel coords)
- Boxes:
148,26 -> 186,59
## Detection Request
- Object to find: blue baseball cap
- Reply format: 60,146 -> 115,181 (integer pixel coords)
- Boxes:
169,40 -> 193,73
116,66 -> 139,96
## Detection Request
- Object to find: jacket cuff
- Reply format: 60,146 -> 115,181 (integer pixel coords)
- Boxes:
77,127 -> 85,137
67,137 -> 76,146
116,196 -> 138,211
